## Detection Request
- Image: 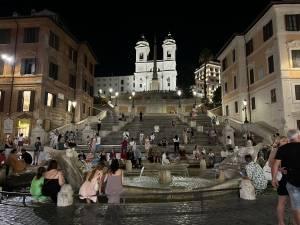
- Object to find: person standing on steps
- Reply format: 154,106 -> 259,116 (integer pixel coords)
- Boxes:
97,119 -> 102,133
139,111 -> 143,122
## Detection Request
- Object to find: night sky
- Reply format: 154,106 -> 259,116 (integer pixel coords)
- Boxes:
1,0 -> 273,87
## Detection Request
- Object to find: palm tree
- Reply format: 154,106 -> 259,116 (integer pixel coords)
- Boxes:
198,48 -> 213,102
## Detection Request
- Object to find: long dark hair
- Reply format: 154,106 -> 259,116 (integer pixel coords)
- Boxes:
36,167 -> 46,179
110,159 -> 119,174
47,160 -> 58,171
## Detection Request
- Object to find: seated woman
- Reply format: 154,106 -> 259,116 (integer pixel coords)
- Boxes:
105,159 -> 124,204
30,166 -> 47,203
7,149 -> 26,175
42,160 -> 65,203
79,163 -> 105,203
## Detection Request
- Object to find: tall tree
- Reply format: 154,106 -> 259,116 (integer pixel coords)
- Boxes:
212,86 -> 221,107
198,48 -> 213,102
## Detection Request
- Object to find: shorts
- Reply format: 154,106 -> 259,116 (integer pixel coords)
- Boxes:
18,141 -> 23,146
277,176 -> 289,196
286,182 -> 300,210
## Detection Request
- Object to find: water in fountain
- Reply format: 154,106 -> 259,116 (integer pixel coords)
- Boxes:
139,166 -> 145,181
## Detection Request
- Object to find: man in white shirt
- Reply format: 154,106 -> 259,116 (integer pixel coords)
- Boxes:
139,131 -> 144,145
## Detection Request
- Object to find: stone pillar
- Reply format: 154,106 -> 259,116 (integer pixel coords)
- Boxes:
30,119 -> 48,145
158,169 -> 172,184
218,169 -> 225,182
199,159 -> 207,170
222,124 -> 235,147
126,160 -> 132,172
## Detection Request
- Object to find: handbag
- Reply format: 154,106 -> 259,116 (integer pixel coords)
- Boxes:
263,162 -> 282,181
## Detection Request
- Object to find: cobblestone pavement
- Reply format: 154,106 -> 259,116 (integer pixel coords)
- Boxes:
0,192 -> 286,225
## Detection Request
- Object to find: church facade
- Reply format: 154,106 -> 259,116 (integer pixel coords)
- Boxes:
94,33 -> 177,96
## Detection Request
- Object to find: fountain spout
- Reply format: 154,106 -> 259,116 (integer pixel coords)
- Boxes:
139,166 -> 145,181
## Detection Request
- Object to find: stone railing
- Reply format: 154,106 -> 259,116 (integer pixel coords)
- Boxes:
207,110 -> 273,145
50,110 -> 107,135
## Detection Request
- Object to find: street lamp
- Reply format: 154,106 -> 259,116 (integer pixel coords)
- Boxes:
242,99 -> 249,123
109,88 -> 113,101
2,54 -> 15,115
177,90 -> 182,108
115,92 -> 119,106
132,91 -> 135,108
193,90 -> 197,106
71,101 -> 77,123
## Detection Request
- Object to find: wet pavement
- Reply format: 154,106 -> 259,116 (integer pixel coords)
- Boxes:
0,191 -> 287,225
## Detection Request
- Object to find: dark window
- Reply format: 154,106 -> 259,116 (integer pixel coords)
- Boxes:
225,105 -> 229,116
251,97 -> 256,110
295,85 -> 300,100
121,80 -> 124,85
0,59 -> 4,75
69,47 -> 78,64
232,49 -> 236,63
249,69 -> 255,84
84,55 -> 87,67
140,83 -> 142,88
23,27 -> 39,43
224,82 -> 228,93
222,58 -> 227,71
246,39 -> 253,56
263,20 -> 273,41
292,50 -> 300,67
0,29 -> 11,44
89,63 -> 93,74
49,31 -> 59,50
0,90 -> 5,112
271,89 -> 277,103
83,80 -> 87,92
168,83 -> 170,87
83,103 -> 86,114
133,83 -> 135,88
21,58 -> 36,75
69,74 -> 76,89
89,86 -> 94,97
235,101 -> 238,113
49,62 -> 58,80
268,55 -> 274,73
167,51 -> 171,58
297,120 -> 300,130
285,14 -> 300,31
234,76 -> 237,89
139,53 -> 143,60
121,86 -> 124,92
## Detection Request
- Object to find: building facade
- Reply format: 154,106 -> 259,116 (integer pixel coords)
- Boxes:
94,33 -> 177,96
194,61 -> 221,101
217,1 -> 300,133
0,10 -> 97,141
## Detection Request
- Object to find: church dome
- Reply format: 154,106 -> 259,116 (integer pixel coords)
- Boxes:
136,34 -> 149,47
163,32 -> 176,45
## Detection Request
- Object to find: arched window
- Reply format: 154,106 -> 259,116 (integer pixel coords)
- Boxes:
139,53 -> 144,60
167,51 -> 171,58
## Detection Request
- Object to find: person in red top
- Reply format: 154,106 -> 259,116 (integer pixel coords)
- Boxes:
121,139 -> 128,159
0,149 -> 6,168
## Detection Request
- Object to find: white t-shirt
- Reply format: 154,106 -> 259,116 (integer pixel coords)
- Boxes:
96,136 -> 101,145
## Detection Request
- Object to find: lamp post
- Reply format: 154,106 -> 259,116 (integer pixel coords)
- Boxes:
132,91 -> 135,108
109,88 -> 113,101
115,92 -> 119,106
242,99 -> 249,123
177,90 -> 182,108
2,54 -> 15,115
71,101 -> 77,123
193,90 -> 197,106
